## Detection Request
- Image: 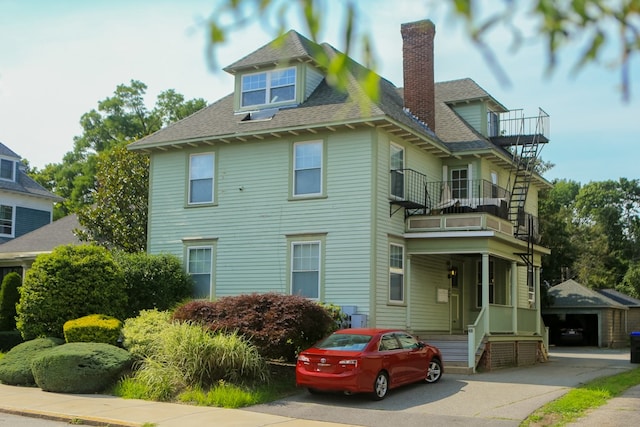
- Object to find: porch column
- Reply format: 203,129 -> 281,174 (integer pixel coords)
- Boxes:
482,253 -> 490,333
535,266 -> 541,335
406,254 -> 412,330
511,261 -> 518,333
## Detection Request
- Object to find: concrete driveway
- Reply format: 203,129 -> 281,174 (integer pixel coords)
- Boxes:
247,347 -> 634,426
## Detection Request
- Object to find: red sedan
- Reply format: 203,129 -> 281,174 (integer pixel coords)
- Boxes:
296,328 -> 443,400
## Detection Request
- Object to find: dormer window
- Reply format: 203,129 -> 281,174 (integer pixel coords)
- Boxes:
241,67 -> 296,108
0,158 -> 15,181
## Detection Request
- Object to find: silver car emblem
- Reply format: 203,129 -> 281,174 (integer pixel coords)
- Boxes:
320,358 -> 326,364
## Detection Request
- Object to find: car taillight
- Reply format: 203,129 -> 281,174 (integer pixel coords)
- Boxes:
298,354 -> 310,363
338,359 -> 358,368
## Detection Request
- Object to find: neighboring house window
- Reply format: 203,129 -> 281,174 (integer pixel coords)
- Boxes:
189,153 -> 215,204
0,205 -> 13,236
476,259 -> 495,307
291,241 -> 321,299
241,67 -> 296,108
487,111 -> 499,137
187,246 -> 213,299
0,159 -> 14,181
389,243 -> 404,303
451,168 -> 468,199
293,141 -> 322,196
390,143 -> 405,199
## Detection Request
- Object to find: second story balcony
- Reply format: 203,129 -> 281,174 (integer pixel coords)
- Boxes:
390,169 -> 540,242
489,108 -> 550,147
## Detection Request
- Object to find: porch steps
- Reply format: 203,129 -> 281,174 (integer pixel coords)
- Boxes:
420,334 -> 485,374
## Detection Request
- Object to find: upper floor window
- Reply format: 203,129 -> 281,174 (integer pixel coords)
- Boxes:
291,241 -> 321,299
390,144 -> 405,199
293,141 -> 322,196
0,205 -> 13,236
241,67 -> 296,108
0,159 -> 15,181
189,153 -> 215,204
389,243 -> 404,303
451,168 -> 468,199
487,111 -> 499,137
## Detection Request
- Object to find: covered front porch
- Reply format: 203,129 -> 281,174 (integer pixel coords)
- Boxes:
404,231 -> 549,372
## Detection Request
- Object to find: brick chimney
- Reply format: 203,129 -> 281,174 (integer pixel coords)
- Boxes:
401,19 -> 436,131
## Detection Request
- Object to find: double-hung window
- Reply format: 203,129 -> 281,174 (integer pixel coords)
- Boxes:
241,67 -> 296,108
293,141 -> 322,196
187,246 -> 213,299
291,241 -> 320,299
189,153 -> 214,204
451,168 -> 468,199
0,205 -> 14,237
390,144 -> 405,199
389,243 -> 404,303
0,159 -> 14,181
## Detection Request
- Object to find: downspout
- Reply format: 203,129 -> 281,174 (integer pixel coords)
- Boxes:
511,261 -> 518,333
482,253 -> 490,333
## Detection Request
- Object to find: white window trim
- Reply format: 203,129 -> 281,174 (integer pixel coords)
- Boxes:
240,67 -> 297,108
290,240 -> 321,300
188,152 -> 215,205
186,245 -> 214,299
389,243 -> 405,303
0,204 -> 15,238
293,140 -> 323,197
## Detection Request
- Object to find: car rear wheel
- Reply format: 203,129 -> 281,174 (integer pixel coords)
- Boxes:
371,371 -> 389,400
307,387 -> 321,395
425,358 -> 442,383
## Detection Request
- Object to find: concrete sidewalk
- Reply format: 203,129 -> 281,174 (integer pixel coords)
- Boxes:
0,348 -> 638,427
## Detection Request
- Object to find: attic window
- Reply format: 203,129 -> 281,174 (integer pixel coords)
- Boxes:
0,159 -> 15,181
241,67 -> 296,108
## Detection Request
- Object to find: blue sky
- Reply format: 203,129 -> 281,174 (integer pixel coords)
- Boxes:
0,0 -> 638,184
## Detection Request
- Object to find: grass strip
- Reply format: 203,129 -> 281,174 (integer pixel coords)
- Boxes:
522,366 -> 640,426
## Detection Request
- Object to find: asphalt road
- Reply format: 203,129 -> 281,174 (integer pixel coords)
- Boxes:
247,347 -> 634,427
0,412 -> 72,426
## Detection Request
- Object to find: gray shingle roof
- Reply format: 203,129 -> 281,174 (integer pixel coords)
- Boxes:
598,289 -> 640,307
0,214 -> 83,258
0,142 -> 64,202
128,32 -> 510,162
548,279 -> 628,309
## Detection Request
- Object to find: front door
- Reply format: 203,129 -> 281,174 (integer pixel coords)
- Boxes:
450,264 -> 462,333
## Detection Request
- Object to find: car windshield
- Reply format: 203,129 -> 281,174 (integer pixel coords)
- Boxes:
316,333 -> 372,351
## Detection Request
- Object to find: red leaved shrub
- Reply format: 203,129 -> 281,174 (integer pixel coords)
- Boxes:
172,293 -> 334,361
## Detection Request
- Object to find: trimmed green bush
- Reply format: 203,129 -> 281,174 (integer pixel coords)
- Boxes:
132,322 -> 268,401
113,251 -> 193,318
31,342 -> 133,393
121,309 -> 172,359
0,272 -> 21,330
16,245 -> 127,340
0,337 -> 64,385
64,314 -> 122,345
172,293 -> 335,361
0,330 -> 23,352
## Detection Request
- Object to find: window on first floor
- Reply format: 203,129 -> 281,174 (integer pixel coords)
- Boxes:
476,259 -> 495,307
187,246 -> 213,299
291,241 -> 321,299
389,243 -> 404,303
0,205 -> 13,236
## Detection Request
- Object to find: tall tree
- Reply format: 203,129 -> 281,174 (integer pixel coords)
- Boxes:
29,80 -> 207,217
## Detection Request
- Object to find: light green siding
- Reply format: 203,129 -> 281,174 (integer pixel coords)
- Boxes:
408,254 -> 450,331
147,129 -> 376,312
452,103 -> 484,135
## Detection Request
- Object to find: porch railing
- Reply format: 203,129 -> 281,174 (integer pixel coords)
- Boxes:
496,108 -> 550,141
467,306 -> 488,371
424,179 -> 510,220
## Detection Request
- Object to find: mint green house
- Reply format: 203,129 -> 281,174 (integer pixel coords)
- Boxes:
129,20 -> 552,372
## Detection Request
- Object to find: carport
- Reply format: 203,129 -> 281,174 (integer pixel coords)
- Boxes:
542,279 -> 628,348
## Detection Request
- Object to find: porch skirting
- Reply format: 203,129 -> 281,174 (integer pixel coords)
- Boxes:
479,340 -> 542,370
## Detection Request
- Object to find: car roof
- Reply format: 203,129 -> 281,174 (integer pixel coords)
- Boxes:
334,328 -> 404,335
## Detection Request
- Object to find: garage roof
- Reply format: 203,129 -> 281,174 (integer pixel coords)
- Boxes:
548,279 -> 627,310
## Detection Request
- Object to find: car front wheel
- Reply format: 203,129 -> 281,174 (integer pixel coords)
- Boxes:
371,371 -> 389,400
425,358 -> 442,383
